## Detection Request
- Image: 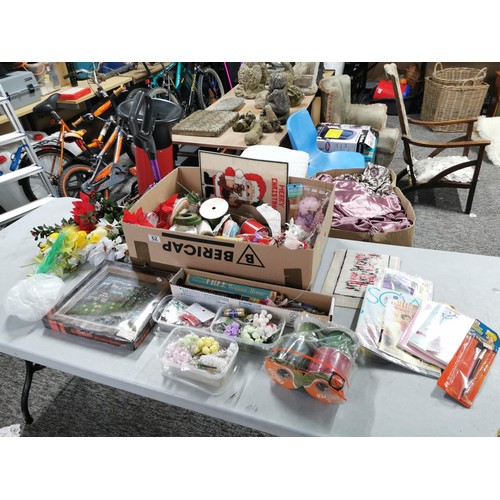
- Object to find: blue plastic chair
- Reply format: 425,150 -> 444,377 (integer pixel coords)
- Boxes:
286,109 -> 365,178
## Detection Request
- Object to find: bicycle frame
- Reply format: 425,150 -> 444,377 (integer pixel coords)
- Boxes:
80,118 -> 131,196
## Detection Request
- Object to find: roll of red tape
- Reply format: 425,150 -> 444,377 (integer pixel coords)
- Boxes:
241,219 -> 268,235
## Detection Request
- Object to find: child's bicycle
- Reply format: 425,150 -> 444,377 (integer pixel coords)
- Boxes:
16,68 -> 132,201
57,112 -> 138,204
130,62 -> 225,115
58,89 -> 168,205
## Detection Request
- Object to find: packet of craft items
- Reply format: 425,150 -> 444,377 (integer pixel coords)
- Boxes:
154,296 -> 216,330
356,284 -> 443,378
374,268 -> 434,301
264,324 -> 360,404
286,183 -> 330,247
437,319 -> 499,408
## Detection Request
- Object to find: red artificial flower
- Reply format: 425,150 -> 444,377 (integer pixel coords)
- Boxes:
71,192 -> 98,232
153,193 -> 178,228
122,207 -> 155,227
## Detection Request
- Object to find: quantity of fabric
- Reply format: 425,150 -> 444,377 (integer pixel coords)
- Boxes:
316,165 -> 412,234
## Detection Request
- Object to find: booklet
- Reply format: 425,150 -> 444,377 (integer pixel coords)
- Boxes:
398,300 -> 475,369
356,284 -> 441,378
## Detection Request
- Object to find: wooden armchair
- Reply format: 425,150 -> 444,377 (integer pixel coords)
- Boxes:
384,63 -> 491,214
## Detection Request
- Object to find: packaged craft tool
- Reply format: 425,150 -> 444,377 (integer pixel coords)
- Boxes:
437,319 -> 499,408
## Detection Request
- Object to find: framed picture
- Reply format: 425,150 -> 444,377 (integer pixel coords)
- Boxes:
43,262 -> 171,349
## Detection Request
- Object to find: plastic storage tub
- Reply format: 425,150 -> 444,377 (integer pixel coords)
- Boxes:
152,294 -> 218,334
210,302 -> 286,354
158,327 -> 239,394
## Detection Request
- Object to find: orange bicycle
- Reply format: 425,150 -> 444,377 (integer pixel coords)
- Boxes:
58,111 -> 138,203
18,69 -> 132,201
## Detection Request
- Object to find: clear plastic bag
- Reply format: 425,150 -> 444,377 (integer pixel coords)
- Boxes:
5,274 -> 65,322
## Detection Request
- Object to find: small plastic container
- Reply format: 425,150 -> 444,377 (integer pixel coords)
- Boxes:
210,302 -> 286,354
158,327 -> 239,394
152,295 -> 218,334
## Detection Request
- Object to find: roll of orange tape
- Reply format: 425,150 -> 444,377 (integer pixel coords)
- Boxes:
264,358 -> 297,390
304,378 -> 347,404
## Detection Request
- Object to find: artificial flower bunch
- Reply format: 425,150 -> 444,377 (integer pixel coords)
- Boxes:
162,332 -> 238,374
31,192 -> 129,278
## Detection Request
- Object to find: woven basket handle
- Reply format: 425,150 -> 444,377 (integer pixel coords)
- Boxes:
462,78 -> 476,87
477,67 -> 488,79
433,62 -> 444,74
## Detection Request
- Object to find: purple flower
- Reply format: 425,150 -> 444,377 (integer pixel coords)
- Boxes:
224,322 -> 240,337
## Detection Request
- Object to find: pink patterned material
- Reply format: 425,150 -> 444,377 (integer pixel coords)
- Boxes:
332,179 -> 411,233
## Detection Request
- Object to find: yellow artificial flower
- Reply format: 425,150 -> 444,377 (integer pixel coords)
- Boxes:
87,227 -> 108,244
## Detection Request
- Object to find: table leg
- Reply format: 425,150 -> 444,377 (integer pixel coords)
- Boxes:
21,361 -> 45,425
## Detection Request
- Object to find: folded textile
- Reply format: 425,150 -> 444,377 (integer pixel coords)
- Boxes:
316,165 -> 411,234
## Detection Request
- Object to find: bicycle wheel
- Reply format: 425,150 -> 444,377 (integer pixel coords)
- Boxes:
19,145 -> 75,201
58,162 -> 94,198
196,67 -> 225,109
148,87 -> 182,107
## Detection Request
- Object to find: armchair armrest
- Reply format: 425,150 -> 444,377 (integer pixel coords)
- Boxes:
408,117 -> 479,127
348,103 -> 388,130
401,134 -> 491,148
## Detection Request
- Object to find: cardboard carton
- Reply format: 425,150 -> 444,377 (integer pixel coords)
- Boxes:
315,168 -> 415,247
316,123 -> 378,163
170,268 -> 334,327
121,164 -> 335,289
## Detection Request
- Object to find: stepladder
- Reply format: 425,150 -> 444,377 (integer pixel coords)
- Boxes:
0,83 -> 57,228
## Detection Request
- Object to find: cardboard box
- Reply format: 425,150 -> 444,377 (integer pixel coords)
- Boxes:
315,168 -> 415,247
121,164 -> 335,290
170,268 -> 334,327
316,123 -> 378,162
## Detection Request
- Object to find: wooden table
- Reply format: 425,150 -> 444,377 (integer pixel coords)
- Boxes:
2,198 -> 500,437
0,75 -> 133,127
172,85 -> 317,152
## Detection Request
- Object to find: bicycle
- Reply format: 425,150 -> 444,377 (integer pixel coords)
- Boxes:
57,111 -> 138,204
17,68 -> 133,201
130,62 -> 225,115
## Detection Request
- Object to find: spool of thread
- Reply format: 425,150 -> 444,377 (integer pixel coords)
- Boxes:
197,220 -> 213,236
199,198 -> 229,227
223,308 -> 247,318
169,197 -> 191,226
173,212 -> 202,227
169,225 -> 197,234
304,378 -> 347,404
264,358 -> 297,390
307,347 -> 352,390
222,220 -> 240,238
271,334 -> 316,372
241,218 -> 268,235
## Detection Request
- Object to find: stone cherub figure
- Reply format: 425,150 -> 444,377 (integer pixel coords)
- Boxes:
265,72 -> 290,125
235,62 -> 269,99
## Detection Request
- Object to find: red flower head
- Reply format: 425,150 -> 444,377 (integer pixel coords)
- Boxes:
71,192 -> 98,232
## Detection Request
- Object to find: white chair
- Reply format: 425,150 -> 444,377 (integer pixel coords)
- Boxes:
240,145 -> 309,178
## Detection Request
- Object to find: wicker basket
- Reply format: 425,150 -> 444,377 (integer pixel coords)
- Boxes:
432,62 -> 487,87
421,76 -> 489,132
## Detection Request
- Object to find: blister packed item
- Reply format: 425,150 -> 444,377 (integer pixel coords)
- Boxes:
264,323 -> 361,404
157,327 -> 239,394
6,274 -> 66,322
374,268 -> 433,301
437,319 -> 499,408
